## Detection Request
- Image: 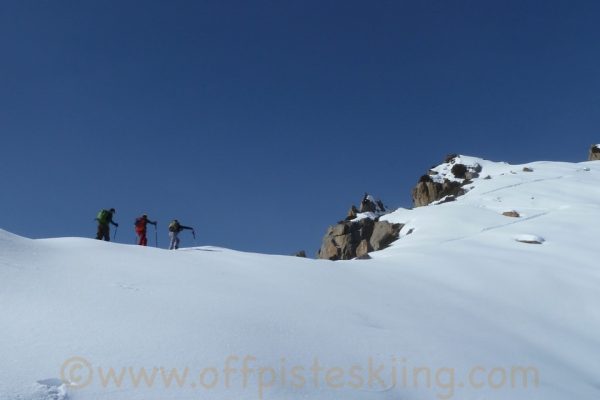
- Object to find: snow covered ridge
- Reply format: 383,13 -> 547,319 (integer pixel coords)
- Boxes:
411,154 -> 513,207
428,154 -> 489,183
411,153 -> 591,208
2,155 -> 600,399
318,153 -> 596,260
382,154 -> 600,253
0,228 -> 30,243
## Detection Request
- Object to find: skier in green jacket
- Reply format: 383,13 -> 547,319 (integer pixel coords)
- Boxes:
95,208 -> 119,241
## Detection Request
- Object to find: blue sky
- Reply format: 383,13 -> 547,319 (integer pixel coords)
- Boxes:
1,1 -> 599,255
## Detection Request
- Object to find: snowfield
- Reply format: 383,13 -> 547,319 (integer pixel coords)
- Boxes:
1,156 -> 600,400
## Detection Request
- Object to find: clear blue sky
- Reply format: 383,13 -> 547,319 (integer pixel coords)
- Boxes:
1,1 -> 599,255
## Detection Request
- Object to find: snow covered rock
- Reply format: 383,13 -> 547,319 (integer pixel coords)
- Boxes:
411,175 -> 464,207
515,234 -> 545,244
411,155 -> 481,207
412,155 -> 487,207
317,194 -> 400,260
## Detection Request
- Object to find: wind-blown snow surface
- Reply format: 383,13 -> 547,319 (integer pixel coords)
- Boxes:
2,157 -> 600,400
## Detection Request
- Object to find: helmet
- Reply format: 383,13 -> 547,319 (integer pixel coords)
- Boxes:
109,208 -> 116,213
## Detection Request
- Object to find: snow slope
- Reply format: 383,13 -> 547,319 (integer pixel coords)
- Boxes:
1,157 -> 600,400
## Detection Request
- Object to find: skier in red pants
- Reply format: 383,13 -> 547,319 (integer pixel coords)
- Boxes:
134,214 -> 157,246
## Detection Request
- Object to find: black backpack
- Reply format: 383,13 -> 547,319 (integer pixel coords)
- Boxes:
168,220 -> 180,232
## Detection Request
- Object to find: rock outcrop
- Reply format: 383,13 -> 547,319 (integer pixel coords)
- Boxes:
370,221 -> 402,251
317,218 -> 402,260
589,144 -> 600,161
317,194 -> 402,260
411,175 -> 465,207
450,163 -> 468,179
359,193 -> 386,213
411,154 -> 481,207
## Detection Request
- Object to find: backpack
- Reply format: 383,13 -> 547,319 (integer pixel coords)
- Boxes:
168,220 -> 180,232
97,209 -> 110,224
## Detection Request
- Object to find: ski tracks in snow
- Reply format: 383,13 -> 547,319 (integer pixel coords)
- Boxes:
435,175 -> 566,244
479,210 -> 549,232
478,175 -> 564,196
441,211 -> 551,245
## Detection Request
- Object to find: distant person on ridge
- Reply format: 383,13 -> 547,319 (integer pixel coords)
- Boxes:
134,214 -> 157,246
168,219 -> 195,250
95,208 -> 118,241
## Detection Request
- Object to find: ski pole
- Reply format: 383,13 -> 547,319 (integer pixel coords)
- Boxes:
113,226 -> 118,241
155,224 -> 158,248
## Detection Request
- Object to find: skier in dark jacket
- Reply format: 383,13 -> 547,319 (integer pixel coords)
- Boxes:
168,219 -> 194,250
95,208 -> 118,241
134,214 -> 157,246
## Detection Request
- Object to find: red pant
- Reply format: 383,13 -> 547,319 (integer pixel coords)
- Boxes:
136,230 -> 147,246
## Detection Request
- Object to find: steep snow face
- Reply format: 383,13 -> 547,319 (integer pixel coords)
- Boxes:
2,158 -> 600,400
